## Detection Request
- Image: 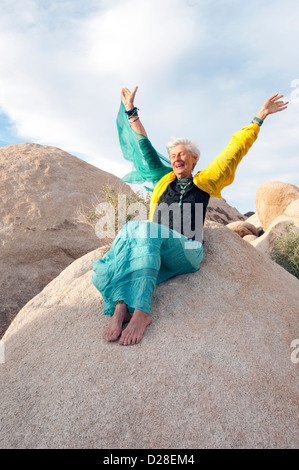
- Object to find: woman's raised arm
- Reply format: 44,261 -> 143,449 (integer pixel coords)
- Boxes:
121,86 -> 148,137
193,93 -> 289,198
118,86 -> 172,187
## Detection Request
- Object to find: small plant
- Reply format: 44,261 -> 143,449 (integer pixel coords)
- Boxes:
77,185 -> 151,237
77,193 -> 103,228
270,222 -> 299,279
101,184 -> 150,222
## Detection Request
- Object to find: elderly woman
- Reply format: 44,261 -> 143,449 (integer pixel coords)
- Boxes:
92,87 -> 288,346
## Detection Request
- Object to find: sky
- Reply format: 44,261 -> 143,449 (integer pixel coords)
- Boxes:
0,0 -> 298,214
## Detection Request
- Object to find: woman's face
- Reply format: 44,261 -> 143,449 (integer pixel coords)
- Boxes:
169,144 -> 198,179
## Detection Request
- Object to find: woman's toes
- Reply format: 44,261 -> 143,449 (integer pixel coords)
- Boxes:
103,325 -> 120,342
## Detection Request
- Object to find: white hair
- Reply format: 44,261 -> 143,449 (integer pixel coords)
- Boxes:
166,137 -> 200,159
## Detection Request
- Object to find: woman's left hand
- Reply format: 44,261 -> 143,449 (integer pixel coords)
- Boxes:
257,93 -> 289,121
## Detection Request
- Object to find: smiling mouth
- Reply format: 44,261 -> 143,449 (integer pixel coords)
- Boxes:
175,163 -> 184,168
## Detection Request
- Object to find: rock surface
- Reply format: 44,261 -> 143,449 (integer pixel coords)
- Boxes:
245,212 -> 262,230
256,181 -> 299,231
1,222 -> 298,449
284,199 -> 299,218
226,221 -> 259,238
250,215 -> 299,254
243,234 -> 258,242
206,197 -> 246,225
0,143 -> 131,338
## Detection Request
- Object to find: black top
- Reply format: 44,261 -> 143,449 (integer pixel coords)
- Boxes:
152,179 -> 210,242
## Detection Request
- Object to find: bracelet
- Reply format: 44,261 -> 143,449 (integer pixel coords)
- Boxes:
251,116 -> 263,126
125,107 -> 139,117
130,117 -> 140,123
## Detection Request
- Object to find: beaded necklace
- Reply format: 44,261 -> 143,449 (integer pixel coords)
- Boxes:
177,176 -> 193,206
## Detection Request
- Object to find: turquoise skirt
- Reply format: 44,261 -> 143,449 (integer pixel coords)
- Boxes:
91,221 -> 203,316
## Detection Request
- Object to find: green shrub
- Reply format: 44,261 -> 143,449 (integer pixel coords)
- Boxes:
270,223 -> 299,279
77,185 -> 151,237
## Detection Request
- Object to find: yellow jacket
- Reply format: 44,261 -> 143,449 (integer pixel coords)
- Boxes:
149,123 -> 260,222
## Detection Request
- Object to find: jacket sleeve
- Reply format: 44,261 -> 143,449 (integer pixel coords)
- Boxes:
194,123 -> 260,198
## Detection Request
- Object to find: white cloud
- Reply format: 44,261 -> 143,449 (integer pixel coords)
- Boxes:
83,0 -> 200,81
248,1 -> 299,71
0,0 -> 203,177
0,0 -> 298,214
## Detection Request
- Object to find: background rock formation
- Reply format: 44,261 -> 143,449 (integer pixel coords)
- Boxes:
255,181 -> 299,231
1,223 -> 298,449
206,197 -> 246,225
246,212 -> 262,231
0,143 -> 131,337
226,182 -> 299,267
250,182 -> 299,255
250,214 -> 299,254
226,220 -> 259,238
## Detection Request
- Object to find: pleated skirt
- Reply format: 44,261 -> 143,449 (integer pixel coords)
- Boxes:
91,220 -> 203,316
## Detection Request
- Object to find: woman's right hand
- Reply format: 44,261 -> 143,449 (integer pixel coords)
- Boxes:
121,86 -> 138,111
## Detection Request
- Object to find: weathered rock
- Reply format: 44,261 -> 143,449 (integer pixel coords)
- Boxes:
245,212 -> 262,229
226,221 -> 259,238
284,199 -> 299,218
1,223 -> 298,449
256,181 -> 299,231
206,197 -> 246,225
0,143 -> 132,338
243,234 -> 258,242
250,215 -> 299,254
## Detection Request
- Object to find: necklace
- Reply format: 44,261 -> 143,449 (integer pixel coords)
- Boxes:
177,176 -> 193,206
177,176 -> 193,184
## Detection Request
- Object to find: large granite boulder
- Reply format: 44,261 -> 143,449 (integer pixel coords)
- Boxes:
256,181 -> 299,231
0,143 -> 131,338
284,199 -> 299,219
1,222 -> 298,449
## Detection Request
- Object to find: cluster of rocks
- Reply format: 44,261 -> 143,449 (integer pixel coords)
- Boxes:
1,143 -> 299,449
227,181 -> 299,255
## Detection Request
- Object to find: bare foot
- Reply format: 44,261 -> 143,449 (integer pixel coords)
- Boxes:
119,309 -> 151,346
102,303 -> 131,342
